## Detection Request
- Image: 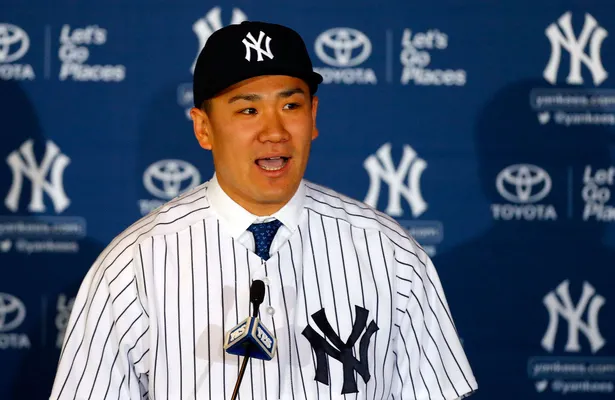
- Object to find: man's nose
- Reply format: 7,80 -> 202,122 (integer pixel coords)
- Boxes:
258,109 -> 289,143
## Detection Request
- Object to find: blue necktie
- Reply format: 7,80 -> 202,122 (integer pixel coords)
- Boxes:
247,219 -> 283,260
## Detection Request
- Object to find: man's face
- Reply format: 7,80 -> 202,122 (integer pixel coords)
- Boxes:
190,75 -> 319,216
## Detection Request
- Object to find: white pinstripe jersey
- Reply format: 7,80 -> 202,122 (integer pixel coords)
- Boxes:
49,177 -> 478,400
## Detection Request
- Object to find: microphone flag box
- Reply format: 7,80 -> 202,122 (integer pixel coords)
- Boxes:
224,317 -> 277,360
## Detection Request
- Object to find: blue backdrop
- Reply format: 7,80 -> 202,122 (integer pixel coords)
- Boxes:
1,0 -> 614,398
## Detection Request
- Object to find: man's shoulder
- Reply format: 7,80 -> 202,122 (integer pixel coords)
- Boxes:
303,181 -> 417,248
95,182 -> 214,268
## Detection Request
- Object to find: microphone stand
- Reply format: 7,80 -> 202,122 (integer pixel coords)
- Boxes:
231,350 -> 251,400
230,290 -> 263,400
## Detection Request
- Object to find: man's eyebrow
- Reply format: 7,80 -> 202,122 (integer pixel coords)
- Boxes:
228,93 -> 262,104
278,88 -> 306,98
227,88 -> 305,103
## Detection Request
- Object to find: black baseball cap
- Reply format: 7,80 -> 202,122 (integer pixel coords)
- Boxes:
193,21 -> 323,108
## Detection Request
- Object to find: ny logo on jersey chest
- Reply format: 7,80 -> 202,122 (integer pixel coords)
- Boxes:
302,305 -> 379,394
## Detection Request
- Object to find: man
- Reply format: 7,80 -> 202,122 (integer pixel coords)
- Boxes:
49,21 -> 477,400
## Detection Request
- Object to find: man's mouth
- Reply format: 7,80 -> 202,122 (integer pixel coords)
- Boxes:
255,156 -> 290,171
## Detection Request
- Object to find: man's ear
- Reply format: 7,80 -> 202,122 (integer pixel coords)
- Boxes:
190,107 -> 213,150
311,95 -> 319,140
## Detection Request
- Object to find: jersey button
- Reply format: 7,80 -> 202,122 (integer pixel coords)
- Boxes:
266,306 -> 275,315
262,277 -> 271,285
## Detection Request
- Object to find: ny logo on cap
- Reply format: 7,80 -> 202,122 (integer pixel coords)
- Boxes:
242,31 -> 274,62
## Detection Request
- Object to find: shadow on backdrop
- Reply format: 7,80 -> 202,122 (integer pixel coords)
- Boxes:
0,80 -> 105,399
434,78 -> 615,399
135,79 -> 213,213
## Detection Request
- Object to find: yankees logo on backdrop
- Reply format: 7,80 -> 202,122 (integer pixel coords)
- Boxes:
302,305 -> 379,394
243,31 -> 274,62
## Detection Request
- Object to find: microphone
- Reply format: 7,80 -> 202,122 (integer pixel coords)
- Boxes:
224,316 -> 276,360
224,280 -> 277,400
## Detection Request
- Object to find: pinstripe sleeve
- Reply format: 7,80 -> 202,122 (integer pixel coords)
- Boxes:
390,241 -> 478,400
49,255 -> 150,400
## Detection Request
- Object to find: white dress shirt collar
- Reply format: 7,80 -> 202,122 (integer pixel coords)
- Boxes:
206,173 -> 305,240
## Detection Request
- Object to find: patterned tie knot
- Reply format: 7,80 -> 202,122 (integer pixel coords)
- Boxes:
247,219 -> 283,260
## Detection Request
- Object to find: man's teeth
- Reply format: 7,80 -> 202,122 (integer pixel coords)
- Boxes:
257,157 -> 288,171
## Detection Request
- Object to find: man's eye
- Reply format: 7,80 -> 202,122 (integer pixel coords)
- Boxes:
283,103 -> 300,110
239,108 -> 257,115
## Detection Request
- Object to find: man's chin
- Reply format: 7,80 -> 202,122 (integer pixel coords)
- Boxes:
258,174 -> 300,191
253,185 -> 299,204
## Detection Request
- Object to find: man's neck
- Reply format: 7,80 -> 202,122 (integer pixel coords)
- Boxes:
217,181 -> 295,217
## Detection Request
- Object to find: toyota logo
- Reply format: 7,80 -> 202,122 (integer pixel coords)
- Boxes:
0,24 -> 30,63
315,27 -> 371,67
0,293 -> 26,332
143,160 -> 201,200
496,164 -> 552,204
